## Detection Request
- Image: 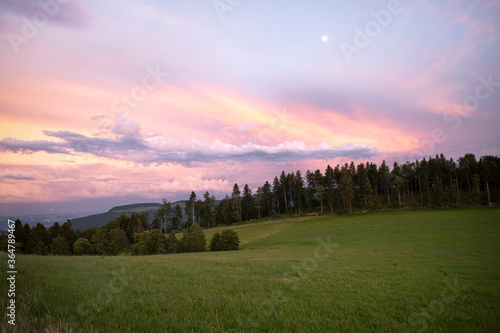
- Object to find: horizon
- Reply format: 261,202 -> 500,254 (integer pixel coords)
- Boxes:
1,0 -> 499,216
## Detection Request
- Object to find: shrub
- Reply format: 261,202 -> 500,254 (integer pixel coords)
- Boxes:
49,236 -> 70,255
164,231 -> 178,254
182,224 -> 206,252
209,230 -> 239,251
220,229 -> 239,251
73,237 -> 94,255
209,232 -> 222,251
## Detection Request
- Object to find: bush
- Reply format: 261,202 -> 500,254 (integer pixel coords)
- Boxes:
220,229 -> 239,251
49,236 -> 70,255
108,228 -> 129,255
132,230 -> 165,255
73,237 -> 94,255
182,224 -> 206,252
209,232 -> 222,251
210,230 -> 239,251
164,231 -> 178,254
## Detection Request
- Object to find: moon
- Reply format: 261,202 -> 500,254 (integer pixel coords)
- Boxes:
322,35 -> 328,43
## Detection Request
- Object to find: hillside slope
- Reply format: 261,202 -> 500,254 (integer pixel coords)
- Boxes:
3,208 -> 499,332
71,202 -> 162,230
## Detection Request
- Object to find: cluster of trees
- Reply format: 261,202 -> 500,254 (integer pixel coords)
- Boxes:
0,213 -> 149,256
1,219 -> 76,256
155,153 -> 499,229
1,212 -> 239,256
209,229 -> 240,251
132,224 -> 208,255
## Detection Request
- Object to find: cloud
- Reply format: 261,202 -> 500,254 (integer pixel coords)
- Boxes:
93,114 -> 142,139
0,119 -> 380,165
0,0 -> 90,30
3,169 -> 35,180
0,137 -> 67,154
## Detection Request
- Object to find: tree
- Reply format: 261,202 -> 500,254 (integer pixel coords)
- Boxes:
22,223 -> 31,252
60,220 -> 75,253
131,230 -> 165,255
313,184 -> 325,213
220,195 -> 233,224
203,191 -> 214,228
146,229 -> 165,254
357,163 -> 374,208
27,223 -> 49,255
242,184 -> 253,221
280,171 -> 288,211
472,173 -> 481,206
378,160 -> 392,207
173,204 -> 183,230
132,231 -> 150,255
392,162 -> 405,209
182,223 -> 206,252
49,236 -> 70,255
339,166 -> 355,214
325,165 -> 336,214
108,228 -> 129,255
13,219 -> 27,254
262,181 -> 272,217
156,200 -> 173,234
165,231 -> 178,254
255,187 -> 263,219
126,212 -> 149,243
209,232 -> 222,251
273,176 -> 282,214
480,157 -> 493,206
74,237 -> 94,255
220,229 -> 240,251
186,191 -> 197,227
49,222 -> 61,241
91,228 -> 110,255
294,170 -> 305,213
459,153 -> 478,204
232,183 -> 242,223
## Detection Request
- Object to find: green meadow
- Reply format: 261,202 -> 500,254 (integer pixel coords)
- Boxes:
2,208 -> 500,332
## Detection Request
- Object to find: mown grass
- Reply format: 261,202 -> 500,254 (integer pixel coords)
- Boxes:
1,207 -> 500,332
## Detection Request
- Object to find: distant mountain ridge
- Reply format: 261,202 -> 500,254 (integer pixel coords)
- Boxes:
71,201 -> 187,231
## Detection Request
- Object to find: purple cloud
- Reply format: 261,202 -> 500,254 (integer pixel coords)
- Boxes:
3,169 -> 35,180
0,0 -> 90,30
0,126 -> 380,166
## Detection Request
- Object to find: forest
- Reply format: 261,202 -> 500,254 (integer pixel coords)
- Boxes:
2,153 -> 498,256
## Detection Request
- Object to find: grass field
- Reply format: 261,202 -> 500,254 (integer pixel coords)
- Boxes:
1,208 -> 500,332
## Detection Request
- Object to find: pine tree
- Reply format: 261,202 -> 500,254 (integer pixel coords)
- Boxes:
232,183 -> 242,223
339,166 -> 355,214
209,232 -> 222,251
157,199 -> 173,234
242,184 -> 253,221
173,204 -> 183,230
313,185 -> 325,213
294,170 -> 305,213
262,181 -> 272,217
186,191 -> 197,227
203,191 -> 214,228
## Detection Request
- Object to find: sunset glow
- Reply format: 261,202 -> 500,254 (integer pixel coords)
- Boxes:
0,0 -> 499,215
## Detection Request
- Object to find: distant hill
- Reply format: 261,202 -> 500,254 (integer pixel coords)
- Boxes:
70,201 -> 188,231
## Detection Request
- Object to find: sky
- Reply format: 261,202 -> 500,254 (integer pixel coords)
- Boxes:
0,0 -> 499,216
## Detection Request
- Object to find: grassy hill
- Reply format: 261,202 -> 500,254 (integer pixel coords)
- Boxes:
1,208 -> 499,332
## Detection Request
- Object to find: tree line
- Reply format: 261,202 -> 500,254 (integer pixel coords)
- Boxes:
1,214 -> 239,256
1,152 -> 498,254
156,153 -> 499,229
